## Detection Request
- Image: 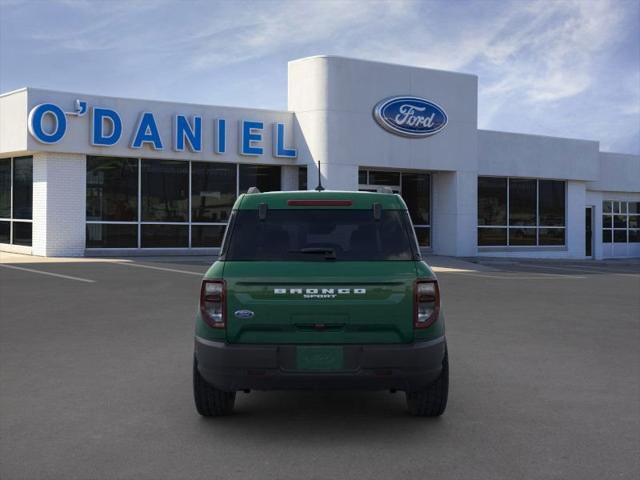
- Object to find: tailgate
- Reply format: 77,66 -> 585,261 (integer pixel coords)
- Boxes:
223,261 -> 417,344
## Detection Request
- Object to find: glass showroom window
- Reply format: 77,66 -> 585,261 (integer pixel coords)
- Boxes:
358,169 -> 431,247
86,156 -> 139,248
298,166 -> 307,190
141,159 -> 189,247
477,177 -> 566,246
191,162 -> 236,248
477,177 -> 507,246
86,156 -> 281,249
0,156 -> 33,246
239,164 -> 281,194
401,173 -> 431,247
602,201 -> 640,244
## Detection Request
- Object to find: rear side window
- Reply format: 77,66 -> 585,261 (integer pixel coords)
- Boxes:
223,209 -> 418,261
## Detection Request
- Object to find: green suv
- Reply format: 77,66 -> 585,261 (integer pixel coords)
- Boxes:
193,190 -> 448,416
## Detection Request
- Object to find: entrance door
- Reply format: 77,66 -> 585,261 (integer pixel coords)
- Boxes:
585,207 -> 593,257
358,169 -> 431,247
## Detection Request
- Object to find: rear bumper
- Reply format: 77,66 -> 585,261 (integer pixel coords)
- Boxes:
194,336 -> 446,392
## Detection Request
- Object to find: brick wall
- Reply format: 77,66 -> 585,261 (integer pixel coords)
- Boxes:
32,152 -> 86,257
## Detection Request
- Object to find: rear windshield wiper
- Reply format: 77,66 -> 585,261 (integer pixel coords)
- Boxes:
289,247 -> 337,260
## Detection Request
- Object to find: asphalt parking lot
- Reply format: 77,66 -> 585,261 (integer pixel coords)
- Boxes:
1,254 -> 639,480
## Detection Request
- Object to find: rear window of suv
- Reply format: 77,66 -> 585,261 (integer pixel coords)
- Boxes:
222,209 -> 419,261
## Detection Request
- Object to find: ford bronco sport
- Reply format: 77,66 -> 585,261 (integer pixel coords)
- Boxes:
193,190 -> 448,416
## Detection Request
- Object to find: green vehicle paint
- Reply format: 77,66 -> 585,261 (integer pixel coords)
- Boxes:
193,190 -> 449,417
196,191 -> 444,344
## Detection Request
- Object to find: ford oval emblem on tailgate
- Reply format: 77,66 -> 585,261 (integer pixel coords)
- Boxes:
373,96 -> 447,138
234,310 -> 255,319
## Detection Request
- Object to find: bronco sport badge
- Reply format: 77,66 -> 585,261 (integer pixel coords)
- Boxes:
274,288 -> 367,299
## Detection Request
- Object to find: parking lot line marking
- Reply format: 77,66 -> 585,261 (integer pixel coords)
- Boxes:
114,262 -> 203,276
431,267 -> 478,273
514,263 -> 602,273
449,271 -> 586,280
0,264 -> 96,283
545,264 -> 640,275
514,262 -> 640,276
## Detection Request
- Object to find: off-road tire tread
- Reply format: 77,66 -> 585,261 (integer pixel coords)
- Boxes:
406,349 -> 449,417
193,359 -> 236,416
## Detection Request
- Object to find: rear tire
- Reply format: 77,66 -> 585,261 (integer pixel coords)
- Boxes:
193,358 -> 236,417
406,348 -> 449,417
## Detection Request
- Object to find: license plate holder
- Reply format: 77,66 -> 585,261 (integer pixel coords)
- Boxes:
296,346 -> 344,370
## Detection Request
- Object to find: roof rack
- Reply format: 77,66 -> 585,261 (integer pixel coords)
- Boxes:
246,186 -> 261,194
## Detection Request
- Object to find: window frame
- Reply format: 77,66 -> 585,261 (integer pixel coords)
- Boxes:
477,176 -> 567,248
602,200 -> 640,245
85,157 -> 283,250
86,156 -> 139,222
0,156 -> 33,247
141,158 -> 190,223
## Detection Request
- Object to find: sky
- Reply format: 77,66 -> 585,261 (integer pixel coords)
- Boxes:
1,0 -> 639,154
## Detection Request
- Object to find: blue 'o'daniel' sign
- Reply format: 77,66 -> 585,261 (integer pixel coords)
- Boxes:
373,96 -> 447,138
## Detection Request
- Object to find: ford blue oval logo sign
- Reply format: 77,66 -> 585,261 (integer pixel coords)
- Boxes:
234,310 -> 255,319
373,96 -> 447,138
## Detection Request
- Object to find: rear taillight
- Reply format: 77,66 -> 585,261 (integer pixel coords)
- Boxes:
200,280 -> 225,329
414,279 -> 440,329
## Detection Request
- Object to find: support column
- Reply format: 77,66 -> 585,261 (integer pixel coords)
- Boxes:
280,165 -> 300,191
566,180 -> 587,259
32,152 -> 86,257
432,170 -> 477,257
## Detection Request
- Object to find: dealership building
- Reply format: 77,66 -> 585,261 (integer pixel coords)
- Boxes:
0,55 -> 638,259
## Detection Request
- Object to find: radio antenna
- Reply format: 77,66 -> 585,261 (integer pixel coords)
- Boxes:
315,161 -> 325,191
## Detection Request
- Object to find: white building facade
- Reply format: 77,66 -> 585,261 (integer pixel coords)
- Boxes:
1,56 -> 638,259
